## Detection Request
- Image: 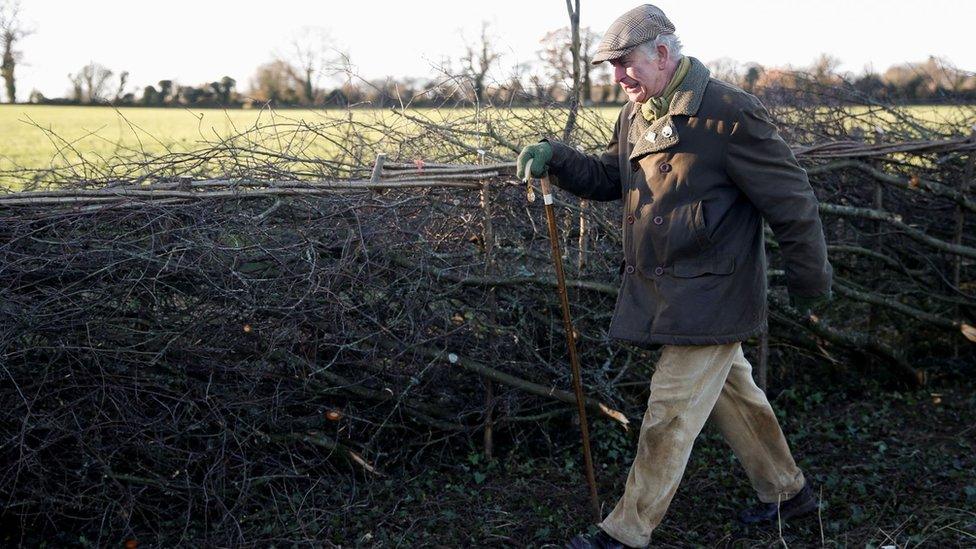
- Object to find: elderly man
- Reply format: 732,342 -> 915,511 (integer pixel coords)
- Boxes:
516,4 -> 833,548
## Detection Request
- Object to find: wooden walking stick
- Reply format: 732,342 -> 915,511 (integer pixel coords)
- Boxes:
528,171 -> 602,523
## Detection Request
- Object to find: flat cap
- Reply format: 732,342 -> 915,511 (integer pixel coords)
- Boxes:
592,4 -> 675,65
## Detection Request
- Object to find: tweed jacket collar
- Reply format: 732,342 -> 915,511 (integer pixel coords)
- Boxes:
627,56 -> 710,160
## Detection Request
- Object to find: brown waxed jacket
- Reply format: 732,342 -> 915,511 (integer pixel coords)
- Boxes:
546,56 -> 832,347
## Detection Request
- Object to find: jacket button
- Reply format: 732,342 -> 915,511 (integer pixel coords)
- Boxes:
653,216 -> 663,225
625,265 -> 635,274
630,161 -> 639,172
626,214 -> 635,224
659,162 -> 672,173
654,266 -> 664,276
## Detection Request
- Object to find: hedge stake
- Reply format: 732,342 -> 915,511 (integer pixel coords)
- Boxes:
528,172 -> 601,524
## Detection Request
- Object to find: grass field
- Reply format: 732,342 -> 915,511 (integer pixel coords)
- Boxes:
1,104 -> 972,189
0,105 -> 587,189
0,105 -> 388,175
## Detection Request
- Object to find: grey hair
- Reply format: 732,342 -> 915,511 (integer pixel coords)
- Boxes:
635,33 -> 683,63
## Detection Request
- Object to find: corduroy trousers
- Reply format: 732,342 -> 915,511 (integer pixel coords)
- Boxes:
599,342 -> 806,548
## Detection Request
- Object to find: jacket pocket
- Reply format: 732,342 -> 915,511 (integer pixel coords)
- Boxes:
635,200 -> 708,276
691,200 -> 712,250
672,255 -> 735,278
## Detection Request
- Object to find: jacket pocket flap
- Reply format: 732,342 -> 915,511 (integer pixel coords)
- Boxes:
672,256 -> 735,278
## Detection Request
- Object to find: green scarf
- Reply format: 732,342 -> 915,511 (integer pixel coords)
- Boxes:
640,55 -> 691,122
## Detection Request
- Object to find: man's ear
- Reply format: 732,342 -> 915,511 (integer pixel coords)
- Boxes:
657,45 -> 668,69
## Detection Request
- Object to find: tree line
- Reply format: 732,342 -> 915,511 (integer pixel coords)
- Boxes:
2,1 -> 974,109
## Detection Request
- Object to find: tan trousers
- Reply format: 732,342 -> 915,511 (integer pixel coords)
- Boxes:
599,342 -> 806,548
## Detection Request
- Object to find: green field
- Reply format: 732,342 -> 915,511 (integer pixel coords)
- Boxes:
1,104 -> 972,189
0,105 -> 589,188
0,105 -> 390,175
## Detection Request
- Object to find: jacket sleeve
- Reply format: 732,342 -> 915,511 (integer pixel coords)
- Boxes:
541,107 -> 625,202
726,96 -> 833,298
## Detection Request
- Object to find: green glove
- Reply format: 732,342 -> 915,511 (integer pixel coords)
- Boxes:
516,142 -> 552,181
789,289 -> 832,316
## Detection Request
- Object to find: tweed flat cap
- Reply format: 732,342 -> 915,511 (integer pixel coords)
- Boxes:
592,4 -> 675,65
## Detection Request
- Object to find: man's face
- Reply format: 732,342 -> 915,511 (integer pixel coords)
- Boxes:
609,45 -> 669,103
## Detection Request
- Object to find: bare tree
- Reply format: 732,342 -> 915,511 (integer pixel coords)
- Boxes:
561,0 -> 581,141
884,55 -> 976,98
496,61 -> 531,105
459,21 -> 502,105
248,59 -> 302,104
282,26 -> 343,105
83,62 -> 113,103
809,53 -> 844,86
113,70 -> 129,102
67,62 -> 113,104
0,0 -> 32,103
925,56 -> 976,94
538,25 -> 600,105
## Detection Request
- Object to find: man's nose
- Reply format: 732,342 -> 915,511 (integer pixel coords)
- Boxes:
613,65 -> 626,83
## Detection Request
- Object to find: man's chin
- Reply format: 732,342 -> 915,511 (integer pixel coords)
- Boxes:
627,91 -> 647,103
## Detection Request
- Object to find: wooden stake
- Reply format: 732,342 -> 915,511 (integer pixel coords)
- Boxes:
758,220 -> 770,390
953,128 -> 976,357
370,153 -> 386,182
480,179 -> 497,460
757,330 -> 769,392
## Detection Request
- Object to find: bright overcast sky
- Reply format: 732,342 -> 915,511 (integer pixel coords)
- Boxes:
13,0 -> 976,99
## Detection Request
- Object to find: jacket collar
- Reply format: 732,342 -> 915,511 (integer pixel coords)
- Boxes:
627,56 -> 710,160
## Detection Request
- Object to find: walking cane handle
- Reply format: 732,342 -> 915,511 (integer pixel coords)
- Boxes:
525,174 -> 537,203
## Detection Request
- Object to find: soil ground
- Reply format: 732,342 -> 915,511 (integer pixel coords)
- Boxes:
323,364 -> 975,548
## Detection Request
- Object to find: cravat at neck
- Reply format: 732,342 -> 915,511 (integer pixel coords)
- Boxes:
640,56 -> 691,122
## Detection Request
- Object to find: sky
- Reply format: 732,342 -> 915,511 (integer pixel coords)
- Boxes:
10,0 -> 976,100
